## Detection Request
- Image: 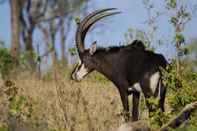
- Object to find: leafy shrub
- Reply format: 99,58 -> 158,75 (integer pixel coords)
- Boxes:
161,61 -> 197,110
151,60 -> 197,129
0,47 -> 13,79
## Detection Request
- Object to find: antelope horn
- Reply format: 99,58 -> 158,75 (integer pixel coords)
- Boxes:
75,8 -> 120,55
81,8 -> 117,30
81,11 -> 121,43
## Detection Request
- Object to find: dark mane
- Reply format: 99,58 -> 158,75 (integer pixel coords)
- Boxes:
95,45 -> 126,53
95,40 -> 146,54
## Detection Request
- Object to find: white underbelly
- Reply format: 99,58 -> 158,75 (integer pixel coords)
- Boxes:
128,83 -> 142,92
128,72 -> 160,94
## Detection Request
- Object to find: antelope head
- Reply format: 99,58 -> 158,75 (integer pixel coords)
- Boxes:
71,8 -> 120,81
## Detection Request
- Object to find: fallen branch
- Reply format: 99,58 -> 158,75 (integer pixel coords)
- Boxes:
116,101 -> 197,131
160,101 -> 197,131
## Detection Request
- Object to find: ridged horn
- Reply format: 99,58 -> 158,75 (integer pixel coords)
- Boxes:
75,8 -> 120,55
81,11 -> 121,43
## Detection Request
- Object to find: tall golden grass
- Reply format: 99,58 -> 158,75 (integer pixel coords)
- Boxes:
1,70 -> 126,131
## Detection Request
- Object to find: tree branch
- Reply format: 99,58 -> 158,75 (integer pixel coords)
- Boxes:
160,101 -> 197,131
116,101 -> 197,131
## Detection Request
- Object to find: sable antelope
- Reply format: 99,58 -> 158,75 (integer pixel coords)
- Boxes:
71,8 -> 168,121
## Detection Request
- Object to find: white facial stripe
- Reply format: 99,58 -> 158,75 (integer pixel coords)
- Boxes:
150,72 -> 160,94
75,63 -> 89,81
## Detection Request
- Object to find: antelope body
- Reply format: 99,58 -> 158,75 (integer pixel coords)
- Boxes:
71,8 -> 168,121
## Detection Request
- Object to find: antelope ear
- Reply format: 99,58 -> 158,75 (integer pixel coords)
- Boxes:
89,41 -> 97,55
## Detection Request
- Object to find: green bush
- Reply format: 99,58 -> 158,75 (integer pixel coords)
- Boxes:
0,47 -> 13,79
151,60 -> 197,129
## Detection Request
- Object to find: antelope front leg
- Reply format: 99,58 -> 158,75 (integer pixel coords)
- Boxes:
118,88 -> 129,122
132,91 -> 140,121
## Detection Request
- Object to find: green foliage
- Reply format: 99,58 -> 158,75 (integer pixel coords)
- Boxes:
2,80 -> 34,130
19,51 -> 37,70
166,0 -> 177,9
166,0 -> 191,75
69,47 -> 78,56
74,16 -> 81,25
148,59 -> 197,129
150,109 -> 171,129
174,33 -> 185,44
0,47 -> 13,79
161,61 -> 197,110
88,72 -> 109,84
147,97 -> 159,108
42,71 -> 54,81
0,123 -> 8,131
166,0 -> 191,43
3,80 -> 26,117
147,96 -> 171,128
170,16 -> 178,25
9,95 -> 26,116
161,62 -> 181,91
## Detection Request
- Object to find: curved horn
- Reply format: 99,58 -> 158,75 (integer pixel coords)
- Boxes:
75,8 -> 120,55
81,8 -> 117,30
81,11 -> 121,43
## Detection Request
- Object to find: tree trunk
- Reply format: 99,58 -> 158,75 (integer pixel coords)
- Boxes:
49,21 -> 58,71
60,18 -> 67,66
51,42 -> 58,79
51,39 -> 57,70
176,42 -> 181,78
176,54 -> 180,77
10,0 -> 20,62
25,25 -> 36,70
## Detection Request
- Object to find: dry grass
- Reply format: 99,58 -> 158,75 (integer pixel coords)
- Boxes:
1,66 -> 197,131
0,71 -> 125,131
